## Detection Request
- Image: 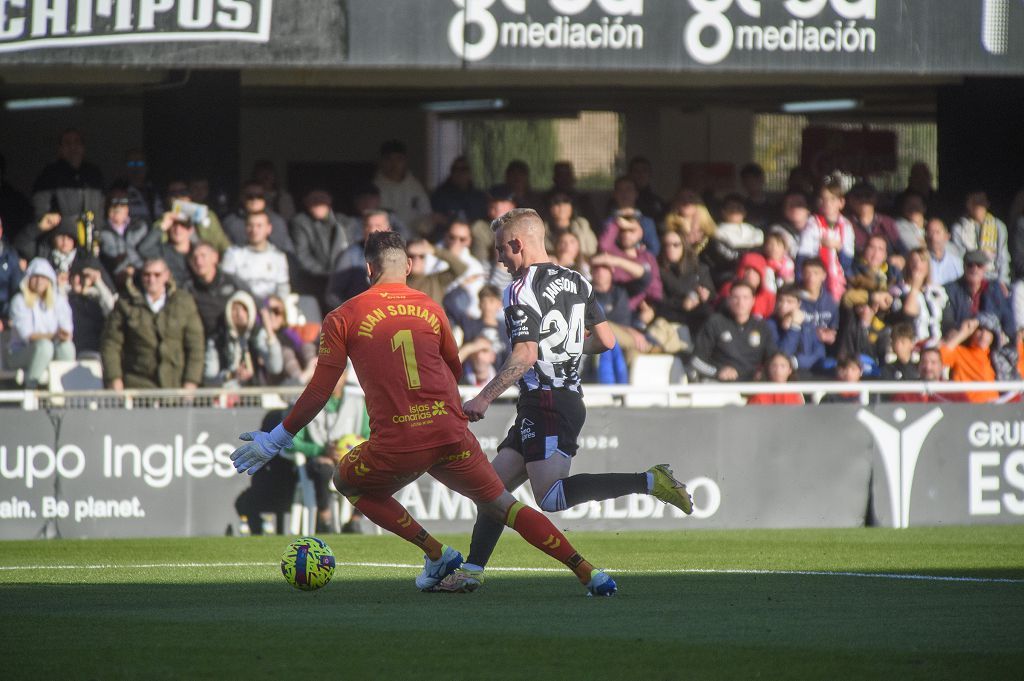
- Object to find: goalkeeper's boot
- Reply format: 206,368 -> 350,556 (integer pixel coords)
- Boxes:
649,464 -> 693,515
585,569 -> 617,597
434,566 -> 485,593
415,545 -> 463,591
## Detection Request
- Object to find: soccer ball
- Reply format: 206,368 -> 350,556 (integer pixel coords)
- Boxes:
281,536 -> 336,591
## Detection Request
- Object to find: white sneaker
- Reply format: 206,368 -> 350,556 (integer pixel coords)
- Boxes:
415,545 -> 463,591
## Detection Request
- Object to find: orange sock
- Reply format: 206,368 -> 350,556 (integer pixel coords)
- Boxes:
349,494 -> 442,560
504,501 -> 594,583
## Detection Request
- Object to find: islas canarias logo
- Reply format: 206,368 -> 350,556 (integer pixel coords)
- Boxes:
857,407 -> 943,529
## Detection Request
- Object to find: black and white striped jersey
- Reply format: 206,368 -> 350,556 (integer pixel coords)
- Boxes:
503,264 -> 606,393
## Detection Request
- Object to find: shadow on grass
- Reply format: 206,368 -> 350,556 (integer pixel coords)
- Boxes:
1,572 -> 1021,681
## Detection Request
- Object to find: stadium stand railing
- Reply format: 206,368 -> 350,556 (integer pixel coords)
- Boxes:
2,381 -> 1023,411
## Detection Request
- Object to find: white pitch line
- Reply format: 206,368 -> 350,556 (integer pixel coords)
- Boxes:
0,561 -> 1021,584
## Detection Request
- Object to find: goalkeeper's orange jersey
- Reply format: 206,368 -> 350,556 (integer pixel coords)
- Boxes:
317,282 -> 468,452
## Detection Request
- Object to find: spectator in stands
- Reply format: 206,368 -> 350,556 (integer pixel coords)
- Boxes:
952,192 -> 1011,287
654,219 -> 713,338
895,162 -> 937,219
470,187 -> 516,266
892,248 -> 946,345
746,352 -> 804,405
31,128 -> 104,224
1011,207 -> 1024,282
160,179 -> 231,254
767,190 -> 811,258
140,210 -> 194,287
250,159 -> 295,220
738,162 -> 773,228
894,191 -> 927,256
763,231 -> 795,288
325,209 -> 391,309
940,315 -> 999,403
545,191 -> 597,259
715,192 -> 764,261
184,241 -> 251,338
545,161 -> 597,226
458,336 -> 499,387
100,257 -> 204,390
67,257 -> 116,358
374,139 -> 430,237
941,250 -> 1015,336
98,189 -> 151,282
461,284 -> 508,368
434,218 -> 486,322
221,211 -> 290,303
601,176 -> 660,256
431,155 -> 488,226
798,257 -> 840,356
891,346 -> 963,403
847,182 -> 901,259
589,262 -> 631,383
344,182 -> 408,246
693,281 -> 777,382
717,252 -> 776,320
5,258 -> 74,388
552,231 -> 591,281
881,322 -> 920,381
262,293 -> 313,386
926,218 -> 964,286
627,156 -> 665,224
819,356 -> 867,403
119,149 -> 163,225
13,200 -> 63,261
838,284 -> 892,377
786,165 -> 817,197
590,210 -> 662,312
798,178 -> 855,304
0,153 -> 33,245
406,236 -> 467,306
46,222 -> 91,292
204,290 -> 282,387
0,217 -> 22,330
222,180 -> 293,253
767,284 -> 825,377
851,234 -> 902,291
289,190 -> 348,303
502,159 -> 543,213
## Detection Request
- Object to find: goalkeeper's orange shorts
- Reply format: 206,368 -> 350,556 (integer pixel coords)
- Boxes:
335,431 -> 505,504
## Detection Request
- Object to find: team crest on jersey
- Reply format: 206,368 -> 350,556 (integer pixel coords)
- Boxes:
720,330 -> 733,343
749,331 -> 761,347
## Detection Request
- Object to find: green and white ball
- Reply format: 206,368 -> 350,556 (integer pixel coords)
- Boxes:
281,536 -> 336,591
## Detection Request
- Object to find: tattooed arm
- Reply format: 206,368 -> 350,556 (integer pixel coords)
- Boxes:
462,341 -> 537,421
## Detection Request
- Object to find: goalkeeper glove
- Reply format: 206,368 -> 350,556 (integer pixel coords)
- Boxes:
231,423 -> 294,475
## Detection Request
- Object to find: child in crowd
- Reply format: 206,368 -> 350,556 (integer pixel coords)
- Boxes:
798,178 -> 855,304
747,352 -> 805,405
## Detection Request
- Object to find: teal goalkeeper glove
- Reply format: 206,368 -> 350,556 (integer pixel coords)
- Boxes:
230,424 -> 294,475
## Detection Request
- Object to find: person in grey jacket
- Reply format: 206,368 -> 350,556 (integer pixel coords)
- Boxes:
288,190 -> 348,305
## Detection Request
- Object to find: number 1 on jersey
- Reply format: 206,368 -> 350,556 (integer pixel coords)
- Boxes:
391,329 -> 421,390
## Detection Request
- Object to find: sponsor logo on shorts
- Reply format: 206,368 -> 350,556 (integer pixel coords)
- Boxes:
439,450 -> 472,463
521,417 -> 536,441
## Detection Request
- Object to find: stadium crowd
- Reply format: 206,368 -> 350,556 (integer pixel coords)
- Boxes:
2,129 -> 1024,403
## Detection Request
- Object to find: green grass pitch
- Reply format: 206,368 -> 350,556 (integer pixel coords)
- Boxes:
2,526 -> 1023,680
